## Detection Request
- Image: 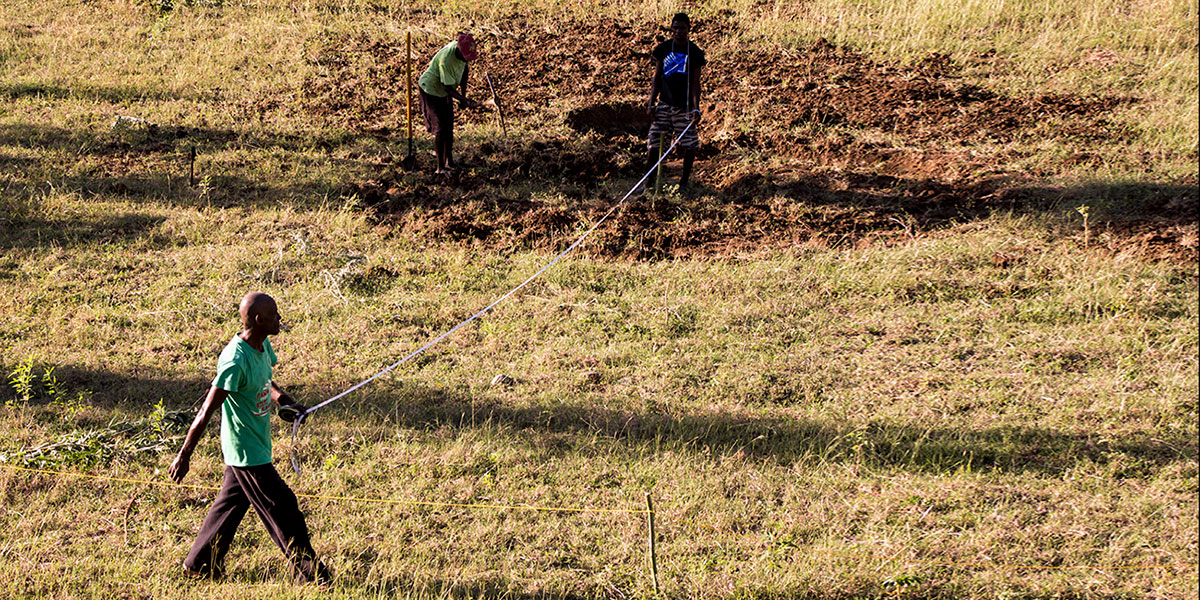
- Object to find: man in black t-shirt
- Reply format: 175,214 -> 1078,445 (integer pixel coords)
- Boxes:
646,12 -> 706,190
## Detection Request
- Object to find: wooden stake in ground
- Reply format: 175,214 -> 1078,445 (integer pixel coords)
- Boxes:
188,146 -> 196,187
485,72 -> 507,136
654,136 -> 665,195
646,493 -> 660,594
402,31 -> 417,170
123,490 -> 138,547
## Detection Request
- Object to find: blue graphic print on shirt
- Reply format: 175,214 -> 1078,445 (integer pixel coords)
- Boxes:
663,51 -> 688,77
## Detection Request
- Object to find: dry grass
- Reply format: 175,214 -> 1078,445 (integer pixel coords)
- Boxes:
0,1 -> 1196,598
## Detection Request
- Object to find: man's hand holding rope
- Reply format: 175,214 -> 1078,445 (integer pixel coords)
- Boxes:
275,387 -> 308,423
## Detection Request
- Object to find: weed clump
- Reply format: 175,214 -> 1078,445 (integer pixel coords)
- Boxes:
3,360 -> 190,467
1,399 -> 191,469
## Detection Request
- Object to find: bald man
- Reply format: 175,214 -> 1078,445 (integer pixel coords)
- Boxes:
169,292 -> 331,584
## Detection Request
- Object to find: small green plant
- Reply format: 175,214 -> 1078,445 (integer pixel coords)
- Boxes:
43,366 -> 86,421
42,366 -> 65,405
847,425 -> 872,464
150,398 -> 166,436
883,573 -> 925,594
197,174 -> 214,205
146,7 -> 174,43
662,305 -> 699,338
7,357 -> 36,407
64,390 -> 89,420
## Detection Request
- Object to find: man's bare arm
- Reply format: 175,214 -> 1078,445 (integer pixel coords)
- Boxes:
647,59 -> 663,115
445,86 -> 479,109
269,381 -> 301,408
461,63 -> 469,103
169,386 -> 228,483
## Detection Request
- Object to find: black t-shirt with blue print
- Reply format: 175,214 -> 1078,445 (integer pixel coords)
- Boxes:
652,40 -> 706,110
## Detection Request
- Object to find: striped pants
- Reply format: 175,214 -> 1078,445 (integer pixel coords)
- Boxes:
647,103 -> 700,151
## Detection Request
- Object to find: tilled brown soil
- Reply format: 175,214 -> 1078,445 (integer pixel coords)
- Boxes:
301,16 -> 1197,262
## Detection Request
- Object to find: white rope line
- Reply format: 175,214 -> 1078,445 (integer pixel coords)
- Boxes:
290,122 -> 695,473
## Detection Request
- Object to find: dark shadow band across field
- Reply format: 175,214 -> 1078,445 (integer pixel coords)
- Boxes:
3,364 -> 1191,479
0,122 -> 365,156
0,213 -> 171,251
0,81 -> 184,103
321,384 -> 1196,477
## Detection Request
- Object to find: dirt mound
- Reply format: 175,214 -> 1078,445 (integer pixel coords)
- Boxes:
347,152 -> 1196,262
708,38 -> 1127,151
566,101 -> 650,137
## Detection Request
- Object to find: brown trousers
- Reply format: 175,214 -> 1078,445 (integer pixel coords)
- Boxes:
183,464 -> 331,583
419,89 -> 454,136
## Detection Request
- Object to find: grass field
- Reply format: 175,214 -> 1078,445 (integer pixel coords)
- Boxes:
1,1 -> 1197,598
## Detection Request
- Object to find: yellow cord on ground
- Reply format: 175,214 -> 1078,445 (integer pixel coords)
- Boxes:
0,463 -> 649,514
811,549 -> 1195,571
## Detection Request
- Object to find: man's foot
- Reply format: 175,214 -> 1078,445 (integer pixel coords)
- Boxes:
291,556 -> 334,586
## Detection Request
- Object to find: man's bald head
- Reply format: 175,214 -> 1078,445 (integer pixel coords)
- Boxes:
239,292 -> 281,334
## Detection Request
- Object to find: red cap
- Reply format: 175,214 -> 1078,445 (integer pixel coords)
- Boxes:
457,33 -> 478,61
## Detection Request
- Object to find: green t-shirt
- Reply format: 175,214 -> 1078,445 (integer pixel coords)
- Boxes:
418,41 -> 467,98
212,334 -> 278,467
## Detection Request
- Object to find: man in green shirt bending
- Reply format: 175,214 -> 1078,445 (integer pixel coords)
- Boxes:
418,32 -> 483,175
169,292 -> 330,584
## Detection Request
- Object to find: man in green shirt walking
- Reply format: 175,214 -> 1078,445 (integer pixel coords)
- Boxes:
418,32 -> 483,175
169,292 -> 330,584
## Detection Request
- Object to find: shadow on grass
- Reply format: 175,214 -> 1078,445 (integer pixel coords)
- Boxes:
725,169 -> 1199,232
2,360 -> 1193,477
0,212 -> 172,251
0,81 -> 183,103
320,384 -> 1196,477
0,121 -> 359,155
0,120 -> 384,221
0,151 -> 35,170
0,363 -> 209,421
